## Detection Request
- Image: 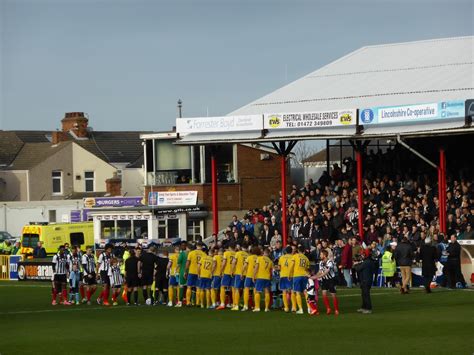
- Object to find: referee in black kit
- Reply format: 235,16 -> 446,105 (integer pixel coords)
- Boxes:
140,246 -> 158,304
125,249 -> 141,305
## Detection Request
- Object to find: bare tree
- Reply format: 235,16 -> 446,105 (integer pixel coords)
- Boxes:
290,141 -> 318,168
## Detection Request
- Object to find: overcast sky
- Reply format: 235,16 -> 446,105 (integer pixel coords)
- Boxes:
1,0 -> 473,132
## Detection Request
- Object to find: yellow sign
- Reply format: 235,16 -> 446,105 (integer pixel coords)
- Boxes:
339,112 -> 353,125
268,115 -> 281,128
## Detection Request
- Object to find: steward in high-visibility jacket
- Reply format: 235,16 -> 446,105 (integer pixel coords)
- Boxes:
381,250 -> 396,277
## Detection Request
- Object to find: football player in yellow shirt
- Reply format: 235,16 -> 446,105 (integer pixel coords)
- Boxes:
210,247 -> 223,308
184,242 -> 206,306
253,247 -> 273,312
166,246 -> 180,307
216,243 -> 236,310
241,245 -> 259,311
231,243 -> 249,311
277,246 -> 294,312
197,248 -> 214,309
290,245 -> 310,314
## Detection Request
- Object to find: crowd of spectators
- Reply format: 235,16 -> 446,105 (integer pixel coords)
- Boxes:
220,149 -> 472,289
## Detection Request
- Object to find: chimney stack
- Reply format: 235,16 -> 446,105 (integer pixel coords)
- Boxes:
61,112 -> 89,138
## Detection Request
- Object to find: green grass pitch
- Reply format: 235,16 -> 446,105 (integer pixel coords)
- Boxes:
0,282 -> 473,354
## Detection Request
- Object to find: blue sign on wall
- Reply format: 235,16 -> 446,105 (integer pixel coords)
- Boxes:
359,100 -> 465,125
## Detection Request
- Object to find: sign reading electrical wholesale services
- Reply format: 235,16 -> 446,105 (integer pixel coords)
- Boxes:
177,115 -> 262,134
264,109 -> 356,129
359,100 -> 465,125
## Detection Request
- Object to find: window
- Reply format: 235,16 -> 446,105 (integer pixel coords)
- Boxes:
48,210 -> 56,223
52,171 -> 62,194
187,220 -> 202,241
70,233 -> 85,246
85,171 -> 94,192
205,145 -> 235,183
22,234 -> 39,248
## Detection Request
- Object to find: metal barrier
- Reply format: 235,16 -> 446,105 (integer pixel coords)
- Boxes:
0,255 -> 9,280
0,255 -> 23,280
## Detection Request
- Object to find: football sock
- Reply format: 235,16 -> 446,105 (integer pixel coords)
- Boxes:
186,287 -> 192,305
206,290 -> 211,307
105,287 -> 110,302
75,293 -> 80,303
332,295 -> 339,312
178,287 -> 184,301
62,289 -> 67,302
169,287 -> 174,303
79,285 -> 85,299
282,292 -> 289,310
163,290 -> 168,303
220,287 -> 226,305
143,289 -> 148,301
86,290 -> 91,301
52,288 -> 57,302
134,290 -> 139,303
127,291 -> 132,303
291,292 -> 297,311
234,289 -> 240,307
254,292 -> 261,310
211,289 -> 217,305
264,291 -> 270,310
296,293 -> 303,311
243,288 -> 250,308
121,289 -> 128,302
323,294 -> 331,311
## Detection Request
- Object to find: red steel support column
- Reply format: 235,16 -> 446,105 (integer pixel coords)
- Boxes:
356,150 -> 364,242
440,149 -> 446,235
281,155 -> 288,247
211,154 -> 219,236
438,166 -> 443,234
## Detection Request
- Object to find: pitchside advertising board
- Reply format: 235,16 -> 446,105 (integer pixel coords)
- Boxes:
264,109 -> 357,129
359,100 -> 466,125
17,261 -> 54,281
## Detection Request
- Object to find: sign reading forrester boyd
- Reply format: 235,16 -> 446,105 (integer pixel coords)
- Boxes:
177,115 -> 261,133
264,109 -> 356,129
359,100 -> 465,125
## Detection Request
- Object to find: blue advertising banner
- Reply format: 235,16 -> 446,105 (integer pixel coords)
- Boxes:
359,100 -> 465,125
9,255 -> 22,280
83,197 -> 144,208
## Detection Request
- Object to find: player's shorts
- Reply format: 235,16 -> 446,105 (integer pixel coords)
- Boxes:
126,276 -> 139,288
100,271 -> 110,286
255,279 -> 271,292
199,277 -> 212,290
221,274 -> 233,287
141,273 -> 154,286
83,273 -> 97,285
54,274 -> 67,283
320,278 -> 337,293
244,277 -> 255,289
233,274 -> 245,289
112,285 -> 122,290
279,277 -> 292,290
211,276 -> 221,289
169,275 -> 178,287
187,273 -> 199,287
155,276 -> 168,291
292,276 -> 308,293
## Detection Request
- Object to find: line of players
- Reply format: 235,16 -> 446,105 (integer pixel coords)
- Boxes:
50,241 -> 340,315
170,241 -> 340,315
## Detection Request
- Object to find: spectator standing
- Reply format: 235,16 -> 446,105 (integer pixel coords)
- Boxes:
354,251 -> 376,314
381,242 -> 397,287
446,235 -> 466,288
418,238 -> 439,293
394,237 -> 415,294
33,241 -> 47,258
340,238 -> 353,288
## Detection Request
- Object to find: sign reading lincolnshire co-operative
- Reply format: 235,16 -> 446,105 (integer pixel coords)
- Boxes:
148,191 -> 198,207
359,100 -> 465,125
177,115 -> 262,133
263,109 -> 356,129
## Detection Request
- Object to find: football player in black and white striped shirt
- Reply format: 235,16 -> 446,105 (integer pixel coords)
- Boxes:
82,247 -> 97,305
316,249 -> 340,315
52,245 -> 72,306
108,258 -> 123,306
97,244 -> 114,306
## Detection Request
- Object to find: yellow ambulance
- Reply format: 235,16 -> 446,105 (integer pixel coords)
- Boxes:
20,222 -> 94,256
